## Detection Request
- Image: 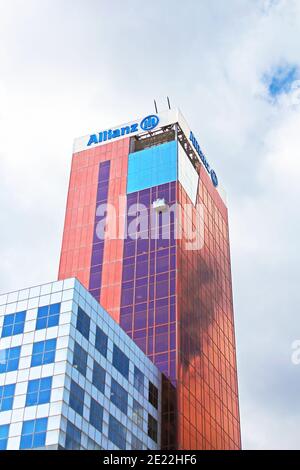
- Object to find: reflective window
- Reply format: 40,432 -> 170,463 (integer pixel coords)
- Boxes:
149,381 -> 158,409
89,398 -> 103,433
20,418 -> 48,449
112,344 -> 129,379
127,141 -> 177,194
110,379 -> 128,415
65,421 -> 81,450
0,346 -> 21,374
132,399 -> 143,428
69,380 -> 84,416
95,326 -> 108,358
26,377 -> 52,407
36,303 -> 60,330
148,413 -> 158,443
108,415 -> 126,450
1,311 -> 26,337
131,434 -> 144,450
0,384 -> 15,412
0,424 -> 9,450
73,342 -> 87,377
92,361 -> 106,394
31,339 -> 56,367
76,306 -> 90,340
134,366 -> 144,394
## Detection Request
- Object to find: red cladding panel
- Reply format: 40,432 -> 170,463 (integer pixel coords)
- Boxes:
58,138 -> 130,324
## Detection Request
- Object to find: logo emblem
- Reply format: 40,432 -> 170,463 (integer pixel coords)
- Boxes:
140,115 -> 159,131
210,170 -> 218,188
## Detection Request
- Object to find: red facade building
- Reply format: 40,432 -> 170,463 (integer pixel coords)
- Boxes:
58,109 -> 241,449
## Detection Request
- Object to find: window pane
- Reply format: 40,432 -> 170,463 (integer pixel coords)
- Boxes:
31,340 -> 56,367
20,418 -> 48,449
95,326 -> 108,357
0,347 -> 21,373
1,312 -> 26,338
131,434 -> 144,450
73,342 -> 88,377
65,421 -> 81,450
0,424 -> 9,450
0,384 -> 15,411
112,344 -> 129,379
148,381 -> 158,409
89,399 -> 103,432
26,377 -> 52,407
69,380 -> 84,416
134,366 -> 144,394
110,379 -> 128,415
132,399 -> 144,428
76,307 -> 90,340
36,303 -> 60,330
108,415 -> 126,450
92,361 -> 106,394
148,414 -> 158,443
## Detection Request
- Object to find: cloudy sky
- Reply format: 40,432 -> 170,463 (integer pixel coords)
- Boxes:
1,0 -> 300,449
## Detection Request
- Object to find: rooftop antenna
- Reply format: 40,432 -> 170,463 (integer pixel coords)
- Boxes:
154,99 -> 158,114
167,96 -> 171,110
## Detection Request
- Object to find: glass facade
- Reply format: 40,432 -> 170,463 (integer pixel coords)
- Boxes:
176,168 -> 241,449
119,182 -> 177,383
57,110 -> 241,449
0,279 -> 162,450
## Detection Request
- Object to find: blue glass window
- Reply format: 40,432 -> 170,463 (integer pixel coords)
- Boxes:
149,381 -> 158,409
89,398 -> 103,433
134,366 -> 144,394
69,380 -> 84,416
25,377 -> 52,407
112,344 -> 129,380
73,342 -> 87,377
20,418 -> 48,449
132,399 -> 144,428
95,326 -> 108,358
31,339 -> 56,367
127,141 -> 177,194
110,379 -> 128,415
92,361 -> 106,394
0,346 -> 21,374
65,421 -> 81,450
0,383 -> 16,412
108,415 -> 126,450
148,413 -> 158,443
36,303 -> 60,330
1,311 -> 26,338
0,424 -> 9,450
76,307 -> 90,340
131,434 -> 144,450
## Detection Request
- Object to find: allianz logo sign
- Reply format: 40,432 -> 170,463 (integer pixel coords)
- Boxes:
87,114 -> 159,147
189,131 -> 218,188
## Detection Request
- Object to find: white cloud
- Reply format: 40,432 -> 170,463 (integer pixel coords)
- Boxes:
1,0 -> 300,449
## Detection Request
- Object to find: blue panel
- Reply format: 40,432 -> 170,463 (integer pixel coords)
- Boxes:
127,141 -> 177,194
20,418 -> 48,449
2,311 -> 26,337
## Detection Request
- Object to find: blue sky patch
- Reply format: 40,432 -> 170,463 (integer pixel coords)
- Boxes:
265,64 -> 299,97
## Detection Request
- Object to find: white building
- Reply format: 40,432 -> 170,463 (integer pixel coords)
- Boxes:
0,278 -> 161,450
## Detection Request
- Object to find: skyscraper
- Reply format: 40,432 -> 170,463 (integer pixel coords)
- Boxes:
58,109 -> 241,450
